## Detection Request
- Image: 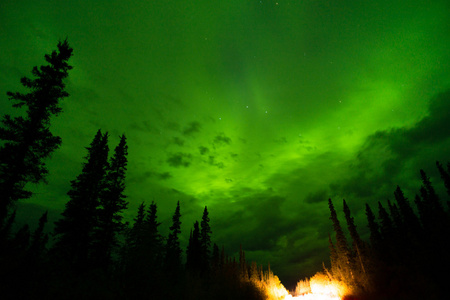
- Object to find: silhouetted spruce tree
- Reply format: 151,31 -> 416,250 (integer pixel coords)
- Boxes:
125,202 -> 146,250
420,169 -> 442,210
121,202 -> 145,282
186,220 -> 201,273
387,199 -> 403,237
52,130 -> 109,270
92,134 -> 128,270
393,185 -> 421,236
328,199 -> 349,256
343,199 -> 363,252
164,201 -> 182,277
377,201 -> 394,241
28,211 -> 49,261
365,204 -> 381,250
200,206 -> 212,273
0,40 -> 73,225
211,242 -> 220,273
144,201 -> 164,267
436,161 -> 450,197
0,209 -> 16,250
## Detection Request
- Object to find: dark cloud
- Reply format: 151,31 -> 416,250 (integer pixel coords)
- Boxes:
172,136 -> 185,146
198,146 -> 209,155
128,170 -> 172,183
213,133 -> 231,146
304,190 -> 329,204
208,156 -> 224,169
166,152 -> 192,168
157,172 -> 172,180
166,121 -> 181,132
182,121 -> 201,136
333,89 -> 450,205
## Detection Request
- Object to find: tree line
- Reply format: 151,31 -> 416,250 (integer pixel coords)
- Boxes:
0,40 -> 282,300
326,163 -> 450,299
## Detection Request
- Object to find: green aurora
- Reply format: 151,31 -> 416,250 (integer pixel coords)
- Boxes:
1,0 -> 449,286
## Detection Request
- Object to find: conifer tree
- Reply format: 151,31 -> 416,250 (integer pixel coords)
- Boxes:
144,201 -> 163,265
200,206 -> 212,272
186,221 -> 201,273
328,199 -> 349,256
211,243 -> 220,272
377,201 -> 394,241
52,130 -> 109,269
328,199 -> 353,284
126,202 -> 146,250
328,233 -> 338,270
343,199 -> 363,251
393,186 -> 421,235
93,134 -> 128,269
121,202 -> 146,277
0,40 -> 73,224
387,199 -> 402,233
436,161 -> 450,197
165,201 -> 182,276
28,211 -> 49,261
365,203 -> 381,249
239,244 -> 248,279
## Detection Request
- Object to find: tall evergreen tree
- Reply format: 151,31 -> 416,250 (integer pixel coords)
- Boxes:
436,161 -> 450,196
328,199 -> 349,256
126,202 -> 146,250
420,169 -> 443,213
52,130 -> 109,269
0,40 -> 73,224
28,211 -> 49,261
343,199 -> 363,251
93,134 -> 128,269
186,221 -> 201,273
165,201 -> 182,276
239,244 -> 247,279
365,203 -> 381,249
144,201 -> 164,263
387,199 -> 402,233
200,206 -> 212,272
328,233 -> 338,271
377,201 -> 394,241
393,186 -> 419,229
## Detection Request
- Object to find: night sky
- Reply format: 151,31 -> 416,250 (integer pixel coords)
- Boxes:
1,0 -> 449,287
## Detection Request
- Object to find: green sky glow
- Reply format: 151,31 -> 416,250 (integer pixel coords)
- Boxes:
1,0 -> 449,286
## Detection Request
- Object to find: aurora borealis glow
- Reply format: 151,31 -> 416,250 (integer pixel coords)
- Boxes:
1,0 -> 449,286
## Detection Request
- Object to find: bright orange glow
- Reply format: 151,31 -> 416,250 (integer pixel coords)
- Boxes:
285,272 -> 348,300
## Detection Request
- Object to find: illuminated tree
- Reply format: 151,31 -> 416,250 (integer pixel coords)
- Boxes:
328,199 -> 349,257
52,130 -> 109,269
343,199 -> 363,252
0,40 -> 73,224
